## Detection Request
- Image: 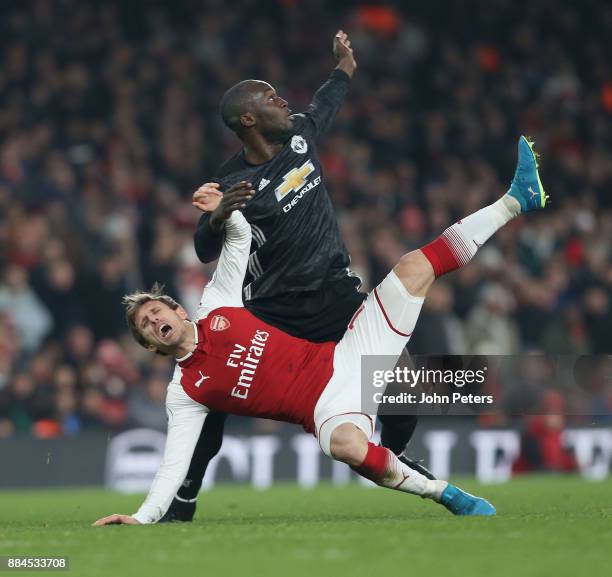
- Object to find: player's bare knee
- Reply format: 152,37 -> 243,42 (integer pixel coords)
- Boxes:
393,250 -> 434,297
329,424 -> 368,466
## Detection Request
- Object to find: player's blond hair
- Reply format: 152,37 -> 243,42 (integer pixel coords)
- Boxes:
123,283 -> 180,352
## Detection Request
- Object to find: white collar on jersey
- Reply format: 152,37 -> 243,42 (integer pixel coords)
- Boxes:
175,321 -> 198,363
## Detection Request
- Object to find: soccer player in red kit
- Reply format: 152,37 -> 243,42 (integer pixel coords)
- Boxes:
93,137 -> 548,525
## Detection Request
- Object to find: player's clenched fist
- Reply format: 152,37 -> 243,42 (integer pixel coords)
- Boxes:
92,513 -> 141,526
209,181 -> 255,232
192,182 -> 223,213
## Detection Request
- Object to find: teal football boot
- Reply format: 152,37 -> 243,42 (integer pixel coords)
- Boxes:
507,135 -> 549,212
439,483 -> 496,516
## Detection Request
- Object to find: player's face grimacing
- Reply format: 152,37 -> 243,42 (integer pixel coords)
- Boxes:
253,83 -> 293,141
135,300 -> 189,354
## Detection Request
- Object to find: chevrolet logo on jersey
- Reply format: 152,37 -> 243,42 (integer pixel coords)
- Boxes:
275,160 -> 315,201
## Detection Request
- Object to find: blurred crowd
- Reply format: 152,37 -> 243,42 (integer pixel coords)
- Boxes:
1,0 -> 612,438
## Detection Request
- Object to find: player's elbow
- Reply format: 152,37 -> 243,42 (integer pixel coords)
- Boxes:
194,243 -> 215,264
194,215 -> 224,264
194,233 -> 220,264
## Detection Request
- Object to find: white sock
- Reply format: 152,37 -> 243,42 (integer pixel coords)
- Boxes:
382,452 -> 448,500
354,444 -> 448,501
424,195 -> 519,274
457,195 -> 517,249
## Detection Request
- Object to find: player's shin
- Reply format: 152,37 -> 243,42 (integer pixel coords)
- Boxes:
351,442 -> 446,500
420,195 -> 519,278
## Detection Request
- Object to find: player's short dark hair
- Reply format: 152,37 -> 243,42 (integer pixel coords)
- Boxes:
219,80 -> 264,134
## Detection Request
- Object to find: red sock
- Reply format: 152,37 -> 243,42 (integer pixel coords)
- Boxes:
420,225 -> 473,277
420,197 -> 517,277
351,442 -> 433,496
351,442 -> 392,483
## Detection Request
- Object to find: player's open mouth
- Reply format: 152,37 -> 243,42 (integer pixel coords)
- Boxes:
159,324 -> 172,339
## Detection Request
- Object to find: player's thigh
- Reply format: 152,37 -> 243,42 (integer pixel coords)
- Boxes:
337,271 -> 423,364
314,360 -> 375,458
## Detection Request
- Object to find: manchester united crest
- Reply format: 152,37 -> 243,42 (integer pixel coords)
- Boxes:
210,315 -> 230,331
291,134 -> 308,154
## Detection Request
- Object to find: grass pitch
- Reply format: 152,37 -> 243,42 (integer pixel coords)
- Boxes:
1,477 -> 611,577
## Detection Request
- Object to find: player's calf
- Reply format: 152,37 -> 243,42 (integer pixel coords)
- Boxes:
329,423 -> 369,466
393,251 -> 435,298
330,423 -> 443,499
329,423 -> 496,515
417,136 -> 548,281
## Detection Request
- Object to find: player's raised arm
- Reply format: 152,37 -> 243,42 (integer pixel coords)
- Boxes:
300,30 -> 356,138
333,30 -> 357,78
196,182 -> 254,316
93,381 -> 208,526
192,181 -> 249,264
193,182 -> 225,264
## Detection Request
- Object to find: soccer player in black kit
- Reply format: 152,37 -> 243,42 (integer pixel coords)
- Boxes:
161,30 -> 425,522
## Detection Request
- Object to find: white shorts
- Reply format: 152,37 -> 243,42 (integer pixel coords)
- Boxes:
313,271 -> 425,456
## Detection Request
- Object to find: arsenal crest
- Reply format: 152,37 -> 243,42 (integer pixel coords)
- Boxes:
210,315 -> 230,331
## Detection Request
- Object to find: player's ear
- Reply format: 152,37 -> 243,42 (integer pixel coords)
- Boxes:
240,112 -> 256,128
176,305 -> 188,321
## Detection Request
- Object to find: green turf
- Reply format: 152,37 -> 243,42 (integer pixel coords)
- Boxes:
1,477 -> 611,577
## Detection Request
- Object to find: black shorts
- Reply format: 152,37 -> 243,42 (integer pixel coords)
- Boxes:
245,275 -> 366,343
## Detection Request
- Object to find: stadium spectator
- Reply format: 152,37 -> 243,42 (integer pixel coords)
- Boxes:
1,0 -> 611,436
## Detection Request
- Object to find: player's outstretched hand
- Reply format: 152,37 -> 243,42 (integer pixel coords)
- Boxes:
92,513 -> 141,526
333,30 -> 356,75
192,182 -> 223,213
209,181 -> 255,231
